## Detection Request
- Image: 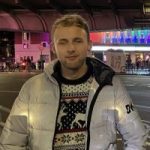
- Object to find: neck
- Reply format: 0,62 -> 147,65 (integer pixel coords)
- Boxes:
61,63 -> 88,80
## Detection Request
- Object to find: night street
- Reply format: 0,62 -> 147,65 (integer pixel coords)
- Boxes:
0,72 -> 150,149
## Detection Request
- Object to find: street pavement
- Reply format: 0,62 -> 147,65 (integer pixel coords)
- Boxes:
0,72 -> 150,149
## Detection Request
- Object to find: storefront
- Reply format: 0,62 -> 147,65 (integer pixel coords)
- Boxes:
90,29 -> 150,72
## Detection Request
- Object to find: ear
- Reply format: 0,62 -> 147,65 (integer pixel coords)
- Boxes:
50,42 -> 55,54
87,40 -> 92,56
50,42 -> 57,59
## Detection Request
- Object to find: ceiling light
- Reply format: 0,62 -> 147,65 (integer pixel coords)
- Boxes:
143,3 -> 150,15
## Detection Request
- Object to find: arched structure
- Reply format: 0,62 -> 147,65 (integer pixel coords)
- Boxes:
0,0 -> 149,32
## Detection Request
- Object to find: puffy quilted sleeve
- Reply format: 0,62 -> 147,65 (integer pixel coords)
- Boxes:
113,76 -> 148,150
0,83 -> 29,150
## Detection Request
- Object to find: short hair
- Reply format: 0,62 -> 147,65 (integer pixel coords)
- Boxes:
51,14 -> 90,41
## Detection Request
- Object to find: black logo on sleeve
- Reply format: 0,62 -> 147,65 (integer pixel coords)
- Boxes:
126,103 -> 134,114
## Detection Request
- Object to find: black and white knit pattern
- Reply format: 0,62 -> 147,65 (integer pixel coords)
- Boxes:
53,77 -> 93,150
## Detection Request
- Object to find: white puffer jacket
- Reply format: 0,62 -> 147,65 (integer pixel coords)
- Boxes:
0,58 -> 147,150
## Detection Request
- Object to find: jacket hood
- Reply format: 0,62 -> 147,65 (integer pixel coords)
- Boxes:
44,57 -> 115,86
88,57 -> 115,86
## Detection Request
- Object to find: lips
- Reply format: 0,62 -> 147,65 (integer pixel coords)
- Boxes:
66,55 -> 78,59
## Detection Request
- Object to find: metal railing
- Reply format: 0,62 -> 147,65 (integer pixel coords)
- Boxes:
120,65 -> 150,75
0,105 -> 10,113
0,105 -> 10,128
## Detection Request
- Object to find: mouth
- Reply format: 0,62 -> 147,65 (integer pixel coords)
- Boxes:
66,55 -> 78,60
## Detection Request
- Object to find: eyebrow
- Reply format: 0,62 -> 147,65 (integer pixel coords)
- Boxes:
73,37 -> 83,41
58,39 -> 68,42
57,36 -> 84,43
59,37 -> 83,41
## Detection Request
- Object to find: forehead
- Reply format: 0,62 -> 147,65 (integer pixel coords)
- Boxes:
53,26 -> 87,40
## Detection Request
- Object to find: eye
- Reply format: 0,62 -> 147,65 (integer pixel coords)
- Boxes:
59,41 -> 66,44
74,38 -> 83,43
58,40 -> 67,45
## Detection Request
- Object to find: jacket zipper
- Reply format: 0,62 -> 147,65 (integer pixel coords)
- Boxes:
52,83 -> 62,150
86,84 -> 104,150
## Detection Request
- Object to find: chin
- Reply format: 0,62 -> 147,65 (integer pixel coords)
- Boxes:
65,62 -> 83,69
66,65 -> 80,70
62,60 -> 85,70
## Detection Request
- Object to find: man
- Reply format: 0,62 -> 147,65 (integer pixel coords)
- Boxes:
0,14 -> 147,150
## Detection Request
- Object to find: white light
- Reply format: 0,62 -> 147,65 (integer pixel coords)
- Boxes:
145,7 -> 150,13
91,45 -> 150,52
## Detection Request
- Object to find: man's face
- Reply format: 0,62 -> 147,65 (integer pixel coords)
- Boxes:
53,26 -> 91,71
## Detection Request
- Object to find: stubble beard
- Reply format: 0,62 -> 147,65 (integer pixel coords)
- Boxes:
62,58 -> 86,71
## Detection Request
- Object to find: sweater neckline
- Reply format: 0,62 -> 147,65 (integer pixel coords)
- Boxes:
58,62 -> 93,85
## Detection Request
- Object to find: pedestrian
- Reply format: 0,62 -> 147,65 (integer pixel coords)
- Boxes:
0,14 -> 147,150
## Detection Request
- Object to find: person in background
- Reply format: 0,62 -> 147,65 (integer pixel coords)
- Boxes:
0,14 -> 148,150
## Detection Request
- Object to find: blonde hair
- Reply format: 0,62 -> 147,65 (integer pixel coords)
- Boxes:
51,14 -> 90,41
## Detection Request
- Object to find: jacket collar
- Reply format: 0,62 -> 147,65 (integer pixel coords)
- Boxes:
87,57 -> 115,86
44,57 -> 115,86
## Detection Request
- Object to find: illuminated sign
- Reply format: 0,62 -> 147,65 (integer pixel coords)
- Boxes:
90,29 -> 150,45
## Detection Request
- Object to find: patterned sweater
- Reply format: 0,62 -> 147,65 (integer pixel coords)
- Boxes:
53,66 -> 93,150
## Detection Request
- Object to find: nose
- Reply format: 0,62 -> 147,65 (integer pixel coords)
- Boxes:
67,43 -> 75,53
